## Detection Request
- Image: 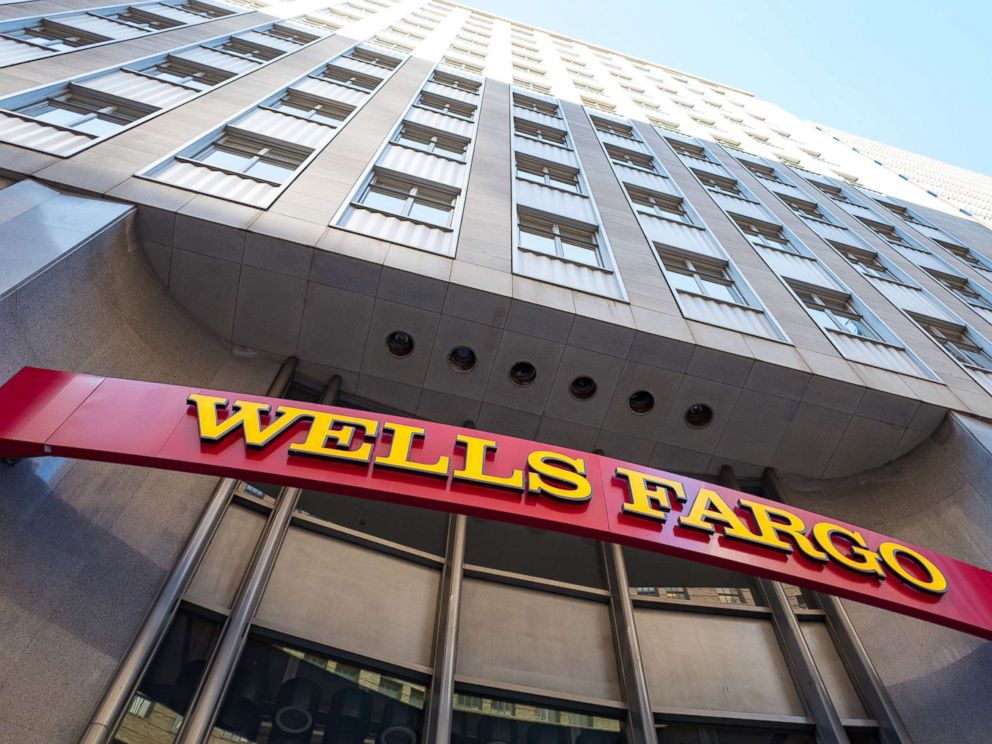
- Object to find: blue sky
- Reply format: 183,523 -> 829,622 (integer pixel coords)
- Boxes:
466,0 -> 992,176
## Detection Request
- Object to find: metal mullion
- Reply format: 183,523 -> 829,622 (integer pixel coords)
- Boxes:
175,374 -> 341,744
718,467 -> 848,744
762,469 -> 909,743
79,356 -> 298,744
421,514 -> 466,742
601,543 -> 656,744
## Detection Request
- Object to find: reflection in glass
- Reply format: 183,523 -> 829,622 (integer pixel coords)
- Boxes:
656,722 -> 814,743
211,636 -> 426,743
113,610 -> 221,743
623,546 -> 762,608
452,693 -> 623,743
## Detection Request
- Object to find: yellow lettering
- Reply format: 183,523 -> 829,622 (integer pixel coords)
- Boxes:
879,542 -> 948,594
527,450 -> 592,502
188,394 -> 309,448
678,488 -> 759,542
374,422 -> 450,477
452,435 -> 525,490
738,499 -> 828,562
811,522 -> 886,578
615,467 -> 686,523
288,411 -> 379,463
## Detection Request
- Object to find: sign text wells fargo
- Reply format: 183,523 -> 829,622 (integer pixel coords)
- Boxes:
2,367 -> 991,639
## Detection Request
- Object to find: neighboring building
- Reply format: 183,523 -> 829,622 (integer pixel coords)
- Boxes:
817,123 -> 992,228
1,1 -> 991,744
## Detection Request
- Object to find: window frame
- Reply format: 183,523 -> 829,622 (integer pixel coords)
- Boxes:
515,154 -> 582,194
183,130 -> 310,184
517,212 -> 604,269
659,251 -> 748,306
356,171 -> 458,229
393,121 -> 469,161
794,286 -> 884,342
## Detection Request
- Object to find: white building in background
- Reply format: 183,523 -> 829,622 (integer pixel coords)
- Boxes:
1,1 -> 991,743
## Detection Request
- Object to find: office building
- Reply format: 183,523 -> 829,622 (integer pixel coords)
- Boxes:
1,1 -> 991,743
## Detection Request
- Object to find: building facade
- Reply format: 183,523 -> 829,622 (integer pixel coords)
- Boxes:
1,1 -> 991,744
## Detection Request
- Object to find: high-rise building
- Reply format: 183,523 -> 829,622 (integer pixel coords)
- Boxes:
816,123 -> 992,228
1,2 -> 990,744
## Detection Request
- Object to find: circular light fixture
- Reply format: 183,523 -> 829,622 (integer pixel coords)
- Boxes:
685,403 -> 713,428
448,345 -> 477,372
569,375 -> 597,400
509,361 -> 537,386
628,390 -> 655,414
385,330 -> 414,357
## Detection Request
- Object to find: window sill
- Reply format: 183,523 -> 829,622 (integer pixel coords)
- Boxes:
514,132 -> 571,151
637,210 -> 699,230
514,175 -> 584,197
174,156 -> 287,186
612,160 -> 663,176
823,326 -> 903,351
350,202 -> 454,232
517,244 -> 612,274
390,140 -> 466,164
674,289 -> 760,313
413,104 -> 475,123
258,104 -> 339,128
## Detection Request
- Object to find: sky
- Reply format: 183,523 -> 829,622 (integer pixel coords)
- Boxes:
464,0 -> 992,176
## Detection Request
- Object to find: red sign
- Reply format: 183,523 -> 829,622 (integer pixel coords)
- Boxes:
1,366 -> 991,639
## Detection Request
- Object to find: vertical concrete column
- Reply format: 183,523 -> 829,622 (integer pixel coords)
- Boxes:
421,514 -> 467,743
763,469 -> 910,744
79,356 -> 297,744
718,467 -> 849,744
601,542 -> 658,744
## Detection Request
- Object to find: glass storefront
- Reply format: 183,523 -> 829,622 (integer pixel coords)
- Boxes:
453,694 -> 623,743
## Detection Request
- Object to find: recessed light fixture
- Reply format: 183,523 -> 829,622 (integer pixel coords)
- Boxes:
509,361 -> 537,386
685,403 -> 713,428
448,345 -> 477,372
629,390 -> 655,413
386,330 -> 414,357
569,375 -> 597,400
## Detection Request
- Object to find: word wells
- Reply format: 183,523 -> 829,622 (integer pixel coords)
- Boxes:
188,394 -> 948,597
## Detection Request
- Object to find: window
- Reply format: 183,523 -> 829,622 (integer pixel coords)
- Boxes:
2,21 -> 103,51
859,219 -> 913,248
17,91 -> 150,135
794,287 -> 882,341
515,155 -> 581,193
925,270 -> 992,311
345,46 -> 401,70
512,92 -> 559,118
915,319 -> 992,370
607,145 -> 656,172
660,252 -> 745,304
175,0 -> 230,19
416,91 -> 476,119
740,159 -> 782,182
782,195 -> 830,222
189,133 -> 308,183
513,117 -> 568,147
104,8 -> 182,31
133,57 -> 232,90
394,123 -> 469,160
628,186 -> 692,224
453,693 -> 623,742
358,173 -> 456,227
935,239 -> 992,273
269,93 -> 353,126
717,587 -> 747,605
217,38 -> 281,62
664,586 -> 690,600
212,636 -> 426,744
814,181 -> 856,204
877,199 -> 930,227
317,64 -> 380,92
665,138 -> 709,161
831,243 -> 901,282
431,69 -> 480,93
259,24 -> 318,46
734,217 -> 800,254
695,170 -> 744,198
591,116 -> 637,140
518,213 -> 601,267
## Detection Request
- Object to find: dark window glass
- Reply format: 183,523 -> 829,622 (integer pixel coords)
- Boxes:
212,636 -> 426,743
453,693 -> 623,743
623,546 -> 761,608
112,610 -> 221,743
656,722 -> 814,743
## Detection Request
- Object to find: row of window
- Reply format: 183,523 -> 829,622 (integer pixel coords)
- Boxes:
0,0 -> 237,67
738,156 -> 992,376
141,42 -> 403,204
0,20 -> 327,155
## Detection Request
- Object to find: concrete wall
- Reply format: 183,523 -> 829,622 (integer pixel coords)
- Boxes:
0,214 -> 279,743
779,412 -> 992,744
